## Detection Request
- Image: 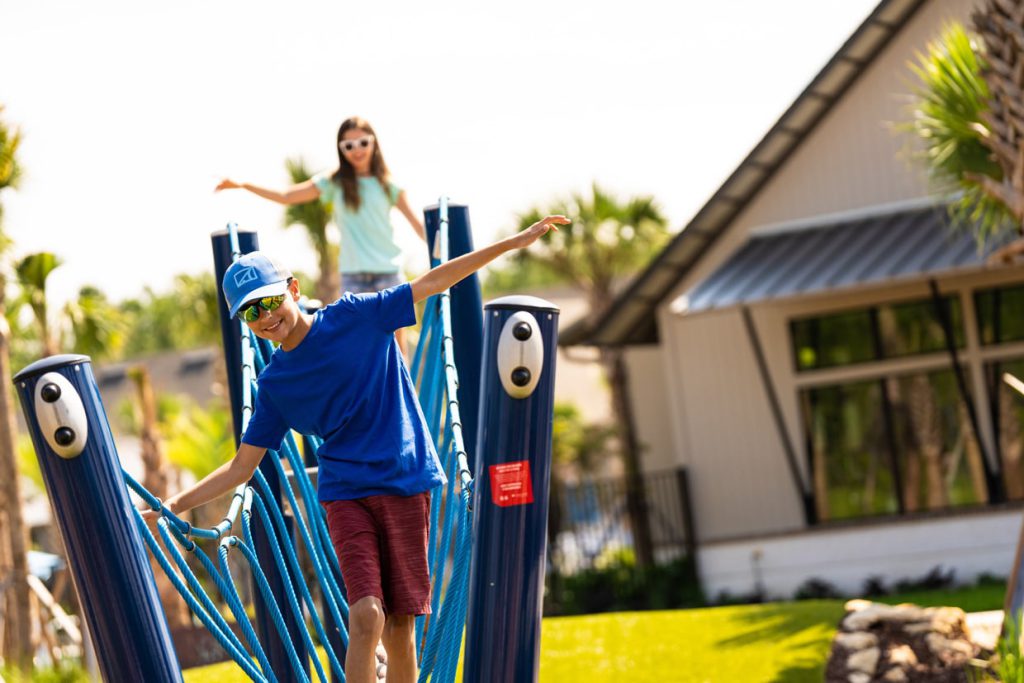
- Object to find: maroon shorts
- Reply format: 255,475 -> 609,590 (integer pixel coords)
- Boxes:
324,492 -> 432,616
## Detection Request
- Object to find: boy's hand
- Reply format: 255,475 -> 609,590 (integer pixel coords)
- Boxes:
509,215 -> 570,249
215,178 -> 241,192
140,495 -> 180,523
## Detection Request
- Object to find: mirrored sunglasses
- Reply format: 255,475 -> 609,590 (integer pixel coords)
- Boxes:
238,294 -> 286,323
339,135 -> 374,153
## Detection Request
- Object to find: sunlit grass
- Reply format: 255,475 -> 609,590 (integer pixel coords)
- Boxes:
183,601 -> 843,683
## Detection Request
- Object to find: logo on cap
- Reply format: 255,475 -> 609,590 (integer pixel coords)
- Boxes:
234,267 -> 257,287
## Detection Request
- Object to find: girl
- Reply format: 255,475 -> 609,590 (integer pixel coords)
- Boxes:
215,117 -> 426,347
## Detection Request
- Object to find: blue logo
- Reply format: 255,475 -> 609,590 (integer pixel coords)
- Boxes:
234,267 -> 257,287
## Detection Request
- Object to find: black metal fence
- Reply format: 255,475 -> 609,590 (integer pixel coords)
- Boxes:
547,466 -> 695,575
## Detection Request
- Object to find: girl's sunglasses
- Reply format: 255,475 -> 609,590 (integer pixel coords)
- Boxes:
238,294 -> 286,323
339,135 -> 374,152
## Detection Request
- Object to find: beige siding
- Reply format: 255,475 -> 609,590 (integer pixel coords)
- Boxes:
668,309 -> 806,540
623,346 -> 676,473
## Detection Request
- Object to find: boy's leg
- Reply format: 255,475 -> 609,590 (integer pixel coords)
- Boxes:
347,596 -> 385,683
381,614 -> 417,683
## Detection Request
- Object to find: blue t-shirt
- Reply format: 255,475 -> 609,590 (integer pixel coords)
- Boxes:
241,283 -> 446,501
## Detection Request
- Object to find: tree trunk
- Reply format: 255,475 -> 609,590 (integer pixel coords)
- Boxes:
907,376 -> 948,509
315,245 -> 341,306
0,283 -> 35,672
602,347 -> 655,568
1000,385 -> 1024,499
128,366 -> 190,629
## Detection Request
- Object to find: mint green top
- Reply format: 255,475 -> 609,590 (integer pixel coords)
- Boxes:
312,172 -> 402,274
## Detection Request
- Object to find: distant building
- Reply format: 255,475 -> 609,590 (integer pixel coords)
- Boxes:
562,0 -> 1024,598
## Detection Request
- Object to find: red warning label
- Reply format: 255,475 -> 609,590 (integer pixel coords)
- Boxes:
489,460 -> 534,507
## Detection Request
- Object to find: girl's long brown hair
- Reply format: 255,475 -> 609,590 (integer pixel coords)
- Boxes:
332,116 -> 391,211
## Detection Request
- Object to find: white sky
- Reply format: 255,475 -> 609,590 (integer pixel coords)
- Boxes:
1,0 -> 880,307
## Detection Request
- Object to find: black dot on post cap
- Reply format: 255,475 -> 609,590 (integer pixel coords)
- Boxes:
511,367 -> 531,387
41,383 -> 61,403
512,322 -> 532,341
54,427 -> 75,447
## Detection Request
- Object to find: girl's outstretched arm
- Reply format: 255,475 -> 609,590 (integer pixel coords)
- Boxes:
215,178 -> 320,206
395,191 -> 427,242
410,215 -> 569,304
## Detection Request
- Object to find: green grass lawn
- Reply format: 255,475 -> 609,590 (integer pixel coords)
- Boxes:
184,601 -> 843,683
182,582 -> 1006,683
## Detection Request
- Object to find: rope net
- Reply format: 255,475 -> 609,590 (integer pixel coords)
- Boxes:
127,198 -> 475,682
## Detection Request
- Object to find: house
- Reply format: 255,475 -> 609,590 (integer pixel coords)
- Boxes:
561,0 -> 1024,598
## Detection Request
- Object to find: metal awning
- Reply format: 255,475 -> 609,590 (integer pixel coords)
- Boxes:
679,205 -> 1011,314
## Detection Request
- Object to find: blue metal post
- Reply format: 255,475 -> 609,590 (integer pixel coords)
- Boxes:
211,228 -> 308,682
463,296 -> 560,683
13,355 -> 182,682
424,203 -> 484,471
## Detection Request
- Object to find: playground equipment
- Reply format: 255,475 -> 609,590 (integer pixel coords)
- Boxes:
15,200 -> 560,682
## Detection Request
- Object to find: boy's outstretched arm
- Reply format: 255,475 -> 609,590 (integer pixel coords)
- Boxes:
141,442 -> 267,521
410,215 -> 569,304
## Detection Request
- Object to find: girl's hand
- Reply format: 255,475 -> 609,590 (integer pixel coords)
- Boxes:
509,215 -> 570,250
215,178 -> 241,192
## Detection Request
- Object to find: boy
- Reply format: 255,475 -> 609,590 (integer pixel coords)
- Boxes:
145,214 -> 569,683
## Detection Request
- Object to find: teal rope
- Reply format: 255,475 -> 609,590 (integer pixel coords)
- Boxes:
241,490 -> 333,683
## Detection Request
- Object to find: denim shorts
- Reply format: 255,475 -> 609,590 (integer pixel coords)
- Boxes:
341,272 -> 403,295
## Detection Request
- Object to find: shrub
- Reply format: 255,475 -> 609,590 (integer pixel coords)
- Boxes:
545,555 -> 703,616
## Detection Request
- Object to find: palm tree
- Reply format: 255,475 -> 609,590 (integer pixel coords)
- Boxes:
906,2 -> 1024,617
64,285 -> 126,361
0,104 -> 33,673
15,252 -> 63,357
906,13 -> 1024,247
512,183 -> 670,567
126,366 -> 190,628
284,157 -> 339,305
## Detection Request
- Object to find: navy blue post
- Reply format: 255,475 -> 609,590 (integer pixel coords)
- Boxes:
13,355 -> 181,682
425,203 -> 484,470
463,296 -> 560,683
211,228 -> 308,682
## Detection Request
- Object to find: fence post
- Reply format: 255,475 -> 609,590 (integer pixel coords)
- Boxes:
211,228 -> 307,682
463,296 -> 559,683
13,355 -> 182,682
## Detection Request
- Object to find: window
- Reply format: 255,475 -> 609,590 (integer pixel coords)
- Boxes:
985,357 -> 1024,500
791,296 -> 964,372
802,380 -> 897,521
975,284 -> 1024,345
886,370 -> 985,511
801,369 -> 985,522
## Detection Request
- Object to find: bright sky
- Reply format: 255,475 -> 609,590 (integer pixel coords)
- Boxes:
1,0 -> 880,308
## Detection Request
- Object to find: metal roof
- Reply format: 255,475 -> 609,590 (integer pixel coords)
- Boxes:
680,204 -> 1010,314
561,0 -> 931,346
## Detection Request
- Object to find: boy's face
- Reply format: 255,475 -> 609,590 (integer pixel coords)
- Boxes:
244,279 -> 303,344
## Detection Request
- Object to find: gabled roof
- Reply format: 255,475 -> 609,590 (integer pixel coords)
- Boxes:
561,0 -> 930,347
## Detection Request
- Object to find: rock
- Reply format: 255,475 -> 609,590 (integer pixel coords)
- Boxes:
925,632 -> 975,662
925,606 -> 966,636
903,621 -> 937,635
882,668 -> 908,682
886,644 -> 917,666
847,647 -> 880,674
834,631 -> 879,650
844,598 -> 873,612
